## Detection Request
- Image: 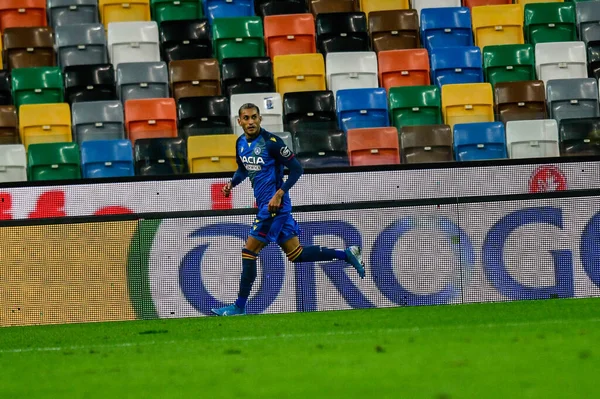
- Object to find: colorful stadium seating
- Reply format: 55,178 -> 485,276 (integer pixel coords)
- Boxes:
159,19 -> 212,63
360,0 -> 410,20
255,0 -> 308,18
264,13 -> 316,58
494,80 -> 546,124
55,23 -> 108,69
309,0 -> 357,16
3,27 -> 55,70
107,21 -> 160,67
0,106 -> 18,144
400,124 -> 453,164
483,44 -> 536,87
125,98 -> 177,144
293,129 -> 349,168
169,58 -> 221,101
336,87 -> 389,132
576,1 -> 600,45
99,0 -> 151,28
116,61 -> 169,102
12,67 -> 64,109
283,90 -> 338,134
19,103 -> 72,149
0,144 -> 27,182
187,134 -> 238,173
0,71 -> 11,105
413,0 -> 461,20
506,119 -> 560,159
220,57 -> 275,97
559,117 -> 600,156
80,139 -> 135,178
0,0 -> 47,32
316,12 -> 369,54
369,9 -> 419,52
420,7 -> 473,51
389,85 -> 442,130
377,49 -> 430,90
27,142 -> 81,181
273,53 -> 326,96
134,137 -> 188,175
347,127 -> 400,166
71,100 -> 126,144
441,82 -> 494,128
430,46 -> 484,86
203,0 -> 254,24
212,17 -> 265,63
547,78 -> 600,127
471,4 -> 524,48
151,0 -> 203,25
453,122 -> 507,161
524,3 -> 577,45
535,41 -> 587,84
177,96 -> 232,138
64,64 -> 117,105
48,0 -> 99,28
325,52 -> 379,95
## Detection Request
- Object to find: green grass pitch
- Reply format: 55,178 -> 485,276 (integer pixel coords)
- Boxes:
1,298 -> 598,399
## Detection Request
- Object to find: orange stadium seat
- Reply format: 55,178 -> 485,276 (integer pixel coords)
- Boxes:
0,0 -> 47,32
125,98 -> 177,144
347,127 -> 401,166
378,49 -> 430,90
464,0 -> 511,9
169,59 -> 221,101
264,13 -> 316,58
0,105 -> 18,144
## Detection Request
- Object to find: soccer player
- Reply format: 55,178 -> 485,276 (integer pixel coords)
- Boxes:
211,103 -> 365,316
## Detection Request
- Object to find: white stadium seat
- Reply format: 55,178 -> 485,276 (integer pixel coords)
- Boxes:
535,42 -> 587,85
325,51 -> 378,96
107,21 -> 160,68
506,119 -> 560,159
229,92 -> 284,136
0,144 -> 27,183
412,0 -> 462,21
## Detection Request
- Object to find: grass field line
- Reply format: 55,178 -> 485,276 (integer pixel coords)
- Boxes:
1,316 -> 599,355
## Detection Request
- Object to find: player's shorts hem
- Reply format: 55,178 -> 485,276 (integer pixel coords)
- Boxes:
248,231 -> 270,244
276,233 -> 299,246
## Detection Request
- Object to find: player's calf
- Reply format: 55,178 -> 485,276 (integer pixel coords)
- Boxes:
287,245 -> 365,279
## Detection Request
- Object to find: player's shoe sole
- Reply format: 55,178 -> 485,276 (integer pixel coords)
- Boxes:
210,304 -> 246,316
345,246 -> 365,279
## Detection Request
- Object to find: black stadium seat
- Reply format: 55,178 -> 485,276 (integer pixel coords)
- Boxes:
134,138 -> 189,176
177,96 -> 232,138
316,12 -> 370,54
0,70 -> 12,105
283,90 -> 338,134
160,19 -> 212,63
255,0 -> 308,17
559,117 -> 600,156
63,64 -> 117,104
293,129 -> 349,168
221,57 -> 275,97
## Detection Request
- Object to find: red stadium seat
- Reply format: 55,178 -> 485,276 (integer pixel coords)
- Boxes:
347,127 -> 400,166
264,13 -> 316,58
378,48 -> 430,90
463,0 -> 511,10
125,98 -> 177,144
0,0 -> 47,32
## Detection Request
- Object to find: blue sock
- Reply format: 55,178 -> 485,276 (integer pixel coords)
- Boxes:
290,245 -> 347,263
235,249 -> 258,309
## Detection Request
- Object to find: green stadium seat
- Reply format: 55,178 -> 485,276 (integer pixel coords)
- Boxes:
212,17 -> 265,63
151,0 -> 203,24
388,85 -> 442,131
27,142 -> 82,181
524,3 -> 577,45
12,67 -> 64,110
483,44 -> 536,87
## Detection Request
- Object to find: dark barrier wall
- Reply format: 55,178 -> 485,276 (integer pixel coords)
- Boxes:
2,189 -> 600,326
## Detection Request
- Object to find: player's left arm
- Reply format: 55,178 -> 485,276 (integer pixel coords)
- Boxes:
267,137 -> 304,212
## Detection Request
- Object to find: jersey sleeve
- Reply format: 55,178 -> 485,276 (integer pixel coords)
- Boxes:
231,137 -> 248,187
267,134 -> 303,193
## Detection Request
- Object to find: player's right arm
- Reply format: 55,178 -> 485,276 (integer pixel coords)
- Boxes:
223,141 -> 248,198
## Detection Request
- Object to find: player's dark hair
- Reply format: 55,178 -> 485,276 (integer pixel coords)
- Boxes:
238,103 -> 260,117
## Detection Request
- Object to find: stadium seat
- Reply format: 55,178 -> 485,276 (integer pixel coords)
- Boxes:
221,57 -> 275,97
273,53 -> 326,96
589,43 -> 600,79
64,64 -> 117,105
420,7 -> 473,51
293,129 -> 349,168
389,85 -> 443,131
11,67 -> 63,109
347,127 -> 400,166
336,87 -> 389,132
505,119 -> 559,159
3,27 -> 55,71
494,80 -> 546,124
212,17 -> 265,63
535,42 -> 587,85
55,23 -> 108,69
264,13 -> 316,58
377,49 -> 429,90
283,90 -> 338,134
98,0 -> 151,28
134,137 -> 188,175
0,34 -> 3,68
169,59 -> 221,101
483,44 -> 536,87
48,0 -> 99,28
360,0 -> 409,20
369,10 -> 419,52
412,0 -> 461,21
0,71 -> 11,106
0,0 -> 47,32
19,103 -> 71,149
72,100 -> 125,144
559,117 -> 600,156
272,130 -> 294,151
453,122 -> 507,161
547,78 -> 600,127
464,0 -> 511,9
316,12 -> 370,54
255,0 -> 308,18
525,3 -> 576,45
0,144 -> 26,182
159,19 -> 211,63
203,0 -> 254,24
107,21 -> 160,68
471,4 -> 524,49
0,106 -> 18,144
80,139 -> 134,178
577,2 -> 600,45
441,82 -> 494,128
116,61 -> 169,102
125,98 -> 177,144
309,0 -> 357,16
325,51 -> 378,95
430,46 -> 483,87
229,92 -> 283,135
400,124 -> 453,164
187,134 -> 238,173
151,0 -> 203,25
27,142 -> 81,181
177,96 -> 232,138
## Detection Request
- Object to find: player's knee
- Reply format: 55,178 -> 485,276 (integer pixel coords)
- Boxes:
287,246 -> 303,263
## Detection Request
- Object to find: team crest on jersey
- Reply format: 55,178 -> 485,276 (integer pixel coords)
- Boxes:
254,146 -> 262,155
280,146 -> 291,157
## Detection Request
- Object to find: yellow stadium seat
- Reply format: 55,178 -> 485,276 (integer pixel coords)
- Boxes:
19,103 -> 72,150
517,0 -> 562,4
99,0 -> 151,28
472,4 -> 524,49
273,53 -> 326,97
361,0 -> 409,19
441,83 -> 494,129
187,134 -> 238,173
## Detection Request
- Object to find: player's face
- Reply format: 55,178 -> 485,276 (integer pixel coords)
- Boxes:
238,108 -> 262,138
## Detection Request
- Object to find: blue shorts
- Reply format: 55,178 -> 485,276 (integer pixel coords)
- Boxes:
249,212 -> 299,245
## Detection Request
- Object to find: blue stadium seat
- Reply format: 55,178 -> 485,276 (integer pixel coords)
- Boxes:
430,46 -> 483,87
420,7 -> 473,51
336,88 -> 389,132
453,122 -> 507,161
80,139 -> 135,178
203,0 -> 254,24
